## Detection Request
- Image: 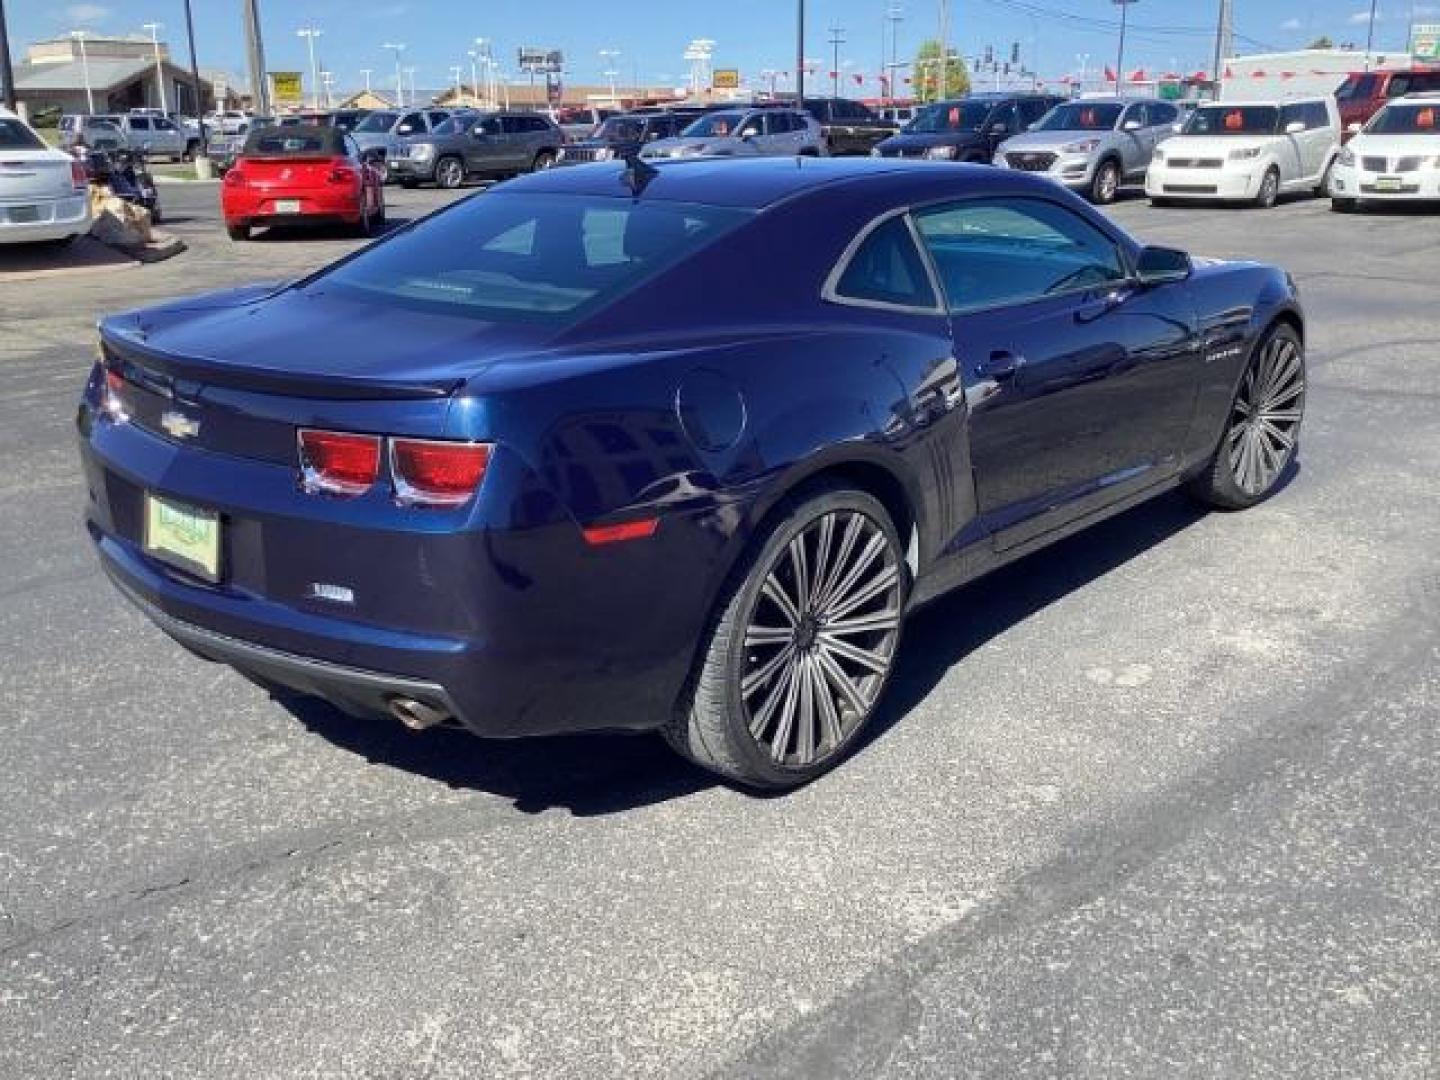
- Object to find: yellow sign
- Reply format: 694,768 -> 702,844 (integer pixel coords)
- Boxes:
271,71 -> 304,104
713,68 -> 740,90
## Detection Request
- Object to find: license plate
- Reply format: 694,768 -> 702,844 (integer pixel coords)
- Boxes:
144,493 -> 221,582
8,205 -> 40,223
274,199 -> 301,214
1374,176 -> 1403,192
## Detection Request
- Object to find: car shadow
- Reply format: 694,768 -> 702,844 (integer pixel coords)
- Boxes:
249,217 -> 416,242
285,488 -> 1220,814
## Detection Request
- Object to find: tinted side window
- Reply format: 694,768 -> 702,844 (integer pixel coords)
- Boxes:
130,117 -> 152,130
1279,104 -> 1307,130
914,198 -> 1126,312
1019,99 -> 1051,125
832,215 -> 937,310
1150,102 -> 1179,125
1387,75 -> 1411,97
1413,73 -> 1440,93
989,104 -> 1019,133
398,112 -> 425,132
1306,102 -> 1329,128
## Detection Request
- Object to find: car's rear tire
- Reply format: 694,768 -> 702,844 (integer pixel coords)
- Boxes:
531,149 -> 556,171
1253,167 -> 1280,209
1089,158 -> 1121,204
1184,323 -> 1305,511
1331,197 -> 1358,213
664,484 -> 909,789
434,155 -> 465,189
226,222 -> 250,241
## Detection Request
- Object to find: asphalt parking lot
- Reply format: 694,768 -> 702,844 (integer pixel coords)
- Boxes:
2,178 -> 1436,1079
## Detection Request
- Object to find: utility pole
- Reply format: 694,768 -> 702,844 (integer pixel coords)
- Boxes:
360,68 -> 372,94
71,31 -> 94,113
938,0 -> 951,98
600,48 -> 620,104
450,64 -> 462,104
1211,0 -> 1233,92
1113,0 -> 1138,94
297,27 -> 322,109
467,51 -> 479,105
320,70 -> 333,108
1363,0 -> 1380,69
828,24 -> 846,97
886,4 -> 904,104
797,0 -> 806,101
143,22 -> 167,111
383,42 -> 405,106
0,0 -> 15,112
406,66 -> 417,106
181,0 -> 207,170
242,0 -> 270,115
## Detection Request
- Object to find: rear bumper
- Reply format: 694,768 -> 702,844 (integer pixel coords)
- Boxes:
0,195 -> 91,243
78,395 -> 740,739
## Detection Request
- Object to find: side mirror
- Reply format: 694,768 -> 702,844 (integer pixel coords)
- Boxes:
1285,120 -> 1306,134
739,127 -> 760,139
1122,119 -> 1143,132
1136,245 -> 1192,286
1171,122 -> 1183,133
989,122 -> 1010,134
1346,121 -> 1362,133
397,125 -> 415,135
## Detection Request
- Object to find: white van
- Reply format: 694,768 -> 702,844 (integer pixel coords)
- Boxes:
1146,97 -> 1340,208
0,108 -> 91,246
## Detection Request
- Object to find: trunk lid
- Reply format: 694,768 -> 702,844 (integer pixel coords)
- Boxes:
0,151 -> 79,202
237,154 -> 345,192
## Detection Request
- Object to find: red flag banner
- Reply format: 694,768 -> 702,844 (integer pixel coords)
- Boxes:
1104,64 -> 1118,82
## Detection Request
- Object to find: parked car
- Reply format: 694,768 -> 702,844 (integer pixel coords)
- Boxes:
206,111 -> 255,136
873,93 -> 1063,161
800,97 -> 898,155
329,109 -> 372,134
129,107 -> 203,146
206,116 -> 276,174
880,104 -> 920,125
554,105 -> 620,141
1335,67 -> 1440,139
350,107 -> 452,176
393,111 -> 564,187
0,107 -> 90,246
994,96 -> 1182,203
59,114 -> 127,152
220,124 -> 385,240
557,111 -> 693,165
1146,97 -> 1340,208
62,112 -> 193,159
1328,92 -> 1440,211
80,157 -> 1306,789
641,107 -> 824,159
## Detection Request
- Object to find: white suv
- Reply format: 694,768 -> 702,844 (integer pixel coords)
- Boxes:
1146,97 -> 1340,208
1328,92 -> 1440,211
0,108 -> 91,246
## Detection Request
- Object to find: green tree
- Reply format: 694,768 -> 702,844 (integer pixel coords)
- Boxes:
1307,35 -> 1335,49
914,39 -> 971,102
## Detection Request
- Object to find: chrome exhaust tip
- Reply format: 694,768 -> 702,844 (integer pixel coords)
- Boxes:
389,697 -> 450,731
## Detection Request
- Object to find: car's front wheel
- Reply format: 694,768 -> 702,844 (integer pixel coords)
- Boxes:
1185,324 -> 1305,510
1253,167 -> 1281,209
1089,158 -> 1121,204
665,485 -> 908,789
434,155 -> 465,189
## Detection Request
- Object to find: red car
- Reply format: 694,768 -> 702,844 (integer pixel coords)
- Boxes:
221,125 -> 385,241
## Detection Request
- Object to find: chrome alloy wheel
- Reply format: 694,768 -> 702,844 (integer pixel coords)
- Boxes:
1226,332 -> 1305,495
738,510 -> 904,768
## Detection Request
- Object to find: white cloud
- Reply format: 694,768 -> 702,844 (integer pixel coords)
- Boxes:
64,3 -> 110,23
1280,17 -> 1302,29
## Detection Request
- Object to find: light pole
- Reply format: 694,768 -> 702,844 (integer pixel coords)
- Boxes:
450,64 -> 463,104
0,0 -> 15,112
181,0 -> 207,172
320,70 -> 333,108
1076,52 -> 1089,94
406,66 -> 417,106
297,26 -> 322,109
475,39 -> 495,107
599,48 -> 620,103
1113,0 -> 1138,95
796,0 -> 806,101
142,22 -> 167,112
383,42 -> 406,106
360,68 -> 371,94
70,30 -> 94,113
1363,0 -> 1380,69
886,4 -> 903,104
467,51 -> 479,105
242,0 -> 270,116
828,24 -> 846,97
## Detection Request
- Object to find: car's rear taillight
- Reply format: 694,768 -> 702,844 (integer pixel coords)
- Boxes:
101,366 -> 128,420
297,429 -> 382,496
71,159 -> 87,190
223,166 -> 247,187
390,438 -> 491,508
327,161 -> 358,184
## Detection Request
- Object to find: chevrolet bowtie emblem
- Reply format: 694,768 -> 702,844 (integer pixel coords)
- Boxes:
160,410 -> 201,439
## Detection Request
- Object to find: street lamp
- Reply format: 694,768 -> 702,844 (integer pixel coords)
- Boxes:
475,38 -> 495,107
450,64 -> 463,104
599,48 -> 620,104
383,42 -> 406,106
297,26 -> 322,109
405,66 -> 417,106
142,21 -> 167,112
70,30 -> 94,114
360,67 -> 371,94
1113,0 -> 1138,95
320,69 -> 333,108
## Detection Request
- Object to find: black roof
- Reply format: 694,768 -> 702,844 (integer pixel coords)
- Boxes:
242,124 -> 346,157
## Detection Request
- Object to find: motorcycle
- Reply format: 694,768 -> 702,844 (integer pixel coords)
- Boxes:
84,145 -> 162,225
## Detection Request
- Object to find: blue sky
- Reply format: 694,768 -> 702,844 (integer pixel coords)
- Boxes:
14,0 -> 1437,99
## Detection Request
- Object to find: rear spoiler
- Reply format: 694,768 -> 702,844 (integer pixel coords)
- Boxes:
100,326 -> 461,401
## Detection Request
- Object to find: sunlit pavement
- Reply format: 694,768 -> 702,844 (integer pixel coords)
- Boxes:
1,180 -> 1435,1079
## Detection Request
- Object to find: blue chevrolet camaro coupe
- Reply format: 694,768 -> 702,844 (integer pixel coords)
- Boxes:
78,157 -> 1305,789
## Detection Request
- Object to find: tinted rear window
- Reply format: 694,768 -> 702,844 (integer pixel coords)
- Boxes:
1368,103 -> 1440,133
244,126 -> 343,155
310,193 -> 752,325
0,119 -> 45,151
1336,74 -> 1379,101
1183,106 -> 1278,135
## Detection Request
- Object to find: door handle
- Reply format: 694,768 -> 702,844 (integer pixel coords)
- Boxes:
1074,287 -> 1131,324
977,349 -> 1023,380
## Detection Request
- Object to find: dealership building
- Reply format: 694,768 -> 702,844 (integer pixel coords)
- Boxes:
1218,48 -> 1419,101
13,35 -> 217,119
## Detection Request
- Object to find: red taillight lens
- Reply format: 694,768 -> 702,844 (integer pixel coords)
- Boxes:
328,162 -> 358,184
390,439 -> 490,508
224,167 -> 247,187
71,159 -> 87,190
101,366 -> 127,420
582,518 -> 660,546
297,429 -> 382,496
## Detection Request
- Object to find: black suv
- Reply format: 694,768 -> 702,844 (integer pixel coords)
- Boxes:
874,93 -> 1062,162
557,111 -> 699,165
800,97 -> 897,155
